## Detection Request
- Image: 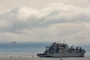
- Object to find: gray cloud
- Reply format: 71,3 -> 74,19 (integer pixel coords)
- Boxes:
0,3 -> 90,45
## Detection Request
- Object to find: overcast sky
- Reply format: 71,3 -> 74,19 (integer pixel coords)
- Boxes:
0,0 -> 90,45
0,0 -> 90,11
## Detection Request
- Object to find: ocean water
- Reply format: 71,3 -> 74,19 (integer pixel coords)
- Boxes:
0,53 -> 89,60
0,42 -> 89,60
0,42 -> 49,53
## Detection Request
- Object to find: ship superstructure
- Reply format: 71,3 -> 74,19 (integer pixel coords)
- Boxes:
37,42 -> 85,57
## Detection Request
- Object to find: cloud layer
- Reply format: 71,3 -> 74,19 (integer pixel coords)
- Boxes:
0,3 -> 90,45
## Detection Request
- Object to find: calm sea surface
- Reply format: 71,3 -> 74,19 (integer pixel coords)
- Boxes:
0,42 -> 48,53
0,42 -> 89,60
0,53 -> 89,60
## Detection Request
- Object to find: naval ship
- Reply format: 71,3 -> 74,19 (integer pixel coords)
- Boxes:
37,42 -> 85,57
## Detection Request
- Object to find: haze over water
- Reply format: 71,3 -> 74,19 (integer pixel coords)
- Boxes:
0,42 -> 89,60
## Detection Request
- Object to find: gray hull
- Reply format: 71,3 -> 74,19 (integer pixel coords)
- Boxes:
37,42 -> 86,58
37,53 -> 85,58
